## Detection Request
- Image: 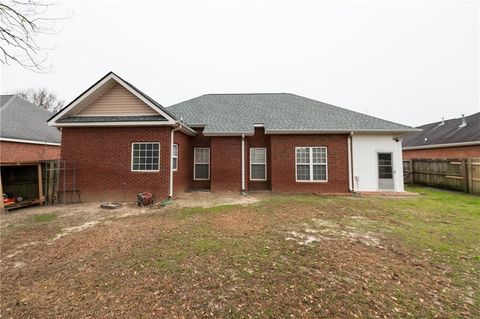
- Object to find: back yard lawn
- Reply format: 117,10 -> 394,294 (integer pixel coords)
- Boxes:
1,187 -> 479,318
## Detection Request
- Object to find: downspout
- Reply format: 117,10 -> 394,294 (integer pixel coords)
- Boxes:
241,134 -> 246,194
347,132 -> 353,192
169,123 -> 182,199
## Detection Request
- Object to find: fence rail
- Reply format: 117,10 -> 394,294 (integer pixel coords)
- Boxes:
403,158 -> 480,195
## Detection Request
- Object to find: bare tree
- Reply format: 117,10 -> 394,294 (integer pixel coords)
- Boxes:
14,88 -> 64,112
0,1 -> 67,71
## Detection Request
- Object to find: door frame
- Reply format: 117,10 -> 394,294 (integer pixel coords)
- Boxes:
376,151 -> 395,191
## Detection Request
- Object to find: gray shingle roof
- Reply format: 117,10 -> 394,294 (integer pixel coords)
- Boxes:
167,93 -> 417,135
403,112 -> 480,147
0,95 -> 14,107
0,95 -> 61,144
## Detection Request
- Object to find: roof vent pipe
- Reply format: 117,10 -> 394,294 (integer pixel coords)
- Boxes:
440,117 -> 445,125
459,114 -> 467,128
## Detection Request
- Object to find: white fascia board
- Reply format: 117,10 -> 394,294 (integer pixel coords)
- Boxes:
0,137 -> 61,146
403,141 -> 480,150
49,121 -> 178,127
49,120 -> 197,136
48,73 -> 176,126
202,131 -> 254,137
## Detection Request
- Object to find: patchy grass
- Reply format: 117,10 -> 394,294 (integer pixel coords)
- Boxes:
1,187 -> 478,318
31,212 -> 58,223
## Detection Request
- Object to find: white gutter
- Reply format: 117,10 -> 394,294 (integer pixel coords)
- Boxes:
0,137 -> 61,146
203,131 -> 254,137
264,129 -> 421,134
347,132 -> 353,192
169,123 -> 182,198
241,134 -> 246,194
403,140 -> 480,150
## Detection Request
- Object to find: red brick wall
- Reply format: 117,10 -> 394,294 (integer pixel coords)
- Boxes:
0,141 -> 60,163
270,134 -> 350,193
61,127 -> 171,202
403,145 -> 480,159
173,131 -> 193,195
210,136 -> 242,192
246,128 -> 271,191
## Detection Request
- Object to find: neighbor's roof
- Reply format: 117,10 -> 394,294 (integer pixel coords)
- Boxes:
167,93 -> 417,135
403,112 -> 480,149
0,95 -> 61,144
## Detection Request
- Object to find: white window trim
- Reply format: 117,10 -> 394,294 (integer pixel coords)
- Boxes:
250,148 -> 267,181
172,144 -> 178,171
131,142 -> 160,172
295,146 -> 328,182
193,147 -> 210,180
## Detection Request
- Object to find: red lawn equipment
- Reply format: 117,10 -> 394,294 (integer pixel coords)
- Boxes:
137,192 -> 153,206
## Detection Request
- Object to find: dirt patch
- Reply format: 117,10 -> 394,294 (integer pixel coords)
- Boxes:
286,217 -> 381,247
51,221 -> 100,242
173,191 -> 265,208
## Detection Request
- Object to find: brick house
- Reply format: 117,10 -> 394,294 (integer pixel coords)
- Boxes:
1,95 -> 61,209
47,72 -> 418,202
403,112 -> 480,159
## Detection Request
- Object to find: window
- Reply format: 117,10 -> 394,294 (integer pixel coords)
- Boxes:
131,142 -> 160,172
378,153 -> 393,179
295,147 -> 327,182
194,148 -> 210,180
172,144 -> 178,171
250,148 -> 267,181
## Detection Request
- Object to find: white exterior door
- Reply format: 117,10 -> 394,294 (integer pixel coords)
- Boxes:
377,152 -> 394,190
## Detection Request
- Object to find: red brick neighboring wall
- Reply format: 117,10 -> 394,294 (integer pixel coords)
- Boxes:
0,141 -> 60,163
270,134 -> 350,193
173,131 -> 193,195
210,136 -> 242,192
403,145 -> 480,159
61,127 -> 171,202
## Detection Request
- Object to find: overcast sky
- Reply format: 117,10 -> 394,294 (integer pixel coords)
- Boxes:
1,0 -> 479,126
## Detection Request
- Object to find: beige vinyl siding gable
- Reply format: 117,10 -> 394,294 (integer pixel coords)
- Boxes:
76,83 -> 159,116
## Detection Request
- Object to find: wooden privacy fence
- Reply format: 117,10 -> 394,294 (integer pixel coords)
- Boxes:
403,158 -> 480,195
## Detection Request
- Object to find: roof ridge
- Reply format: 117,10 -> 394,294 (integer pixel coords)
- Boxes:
416,111 -> 480,128
205,93 -> 289,95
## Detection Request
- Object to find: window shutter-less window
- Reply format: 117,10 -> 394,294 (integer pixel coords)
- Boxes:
194,148 -> 210,180
250,148 -> 267,181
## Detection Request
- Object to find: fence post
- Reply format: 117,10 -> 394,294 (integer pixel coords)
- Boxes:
461,159 -> 469,193
409,160 -> 413,184
467,158 -> 473,195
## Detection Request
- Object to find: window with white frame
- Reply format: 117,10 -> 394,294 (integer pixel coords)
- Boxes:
194,148 -> 210,180
295,147 -> 327,181
131,142 -> 160,171
250,148 -> 267,181
172,144 -> 178,171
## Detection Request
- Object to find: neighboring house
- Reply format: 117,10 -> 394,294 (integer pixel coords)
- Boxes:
1,95 -> 61,163
47,72 -> 418,202
403,112 -> 480,159
1,95 -> 61,210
